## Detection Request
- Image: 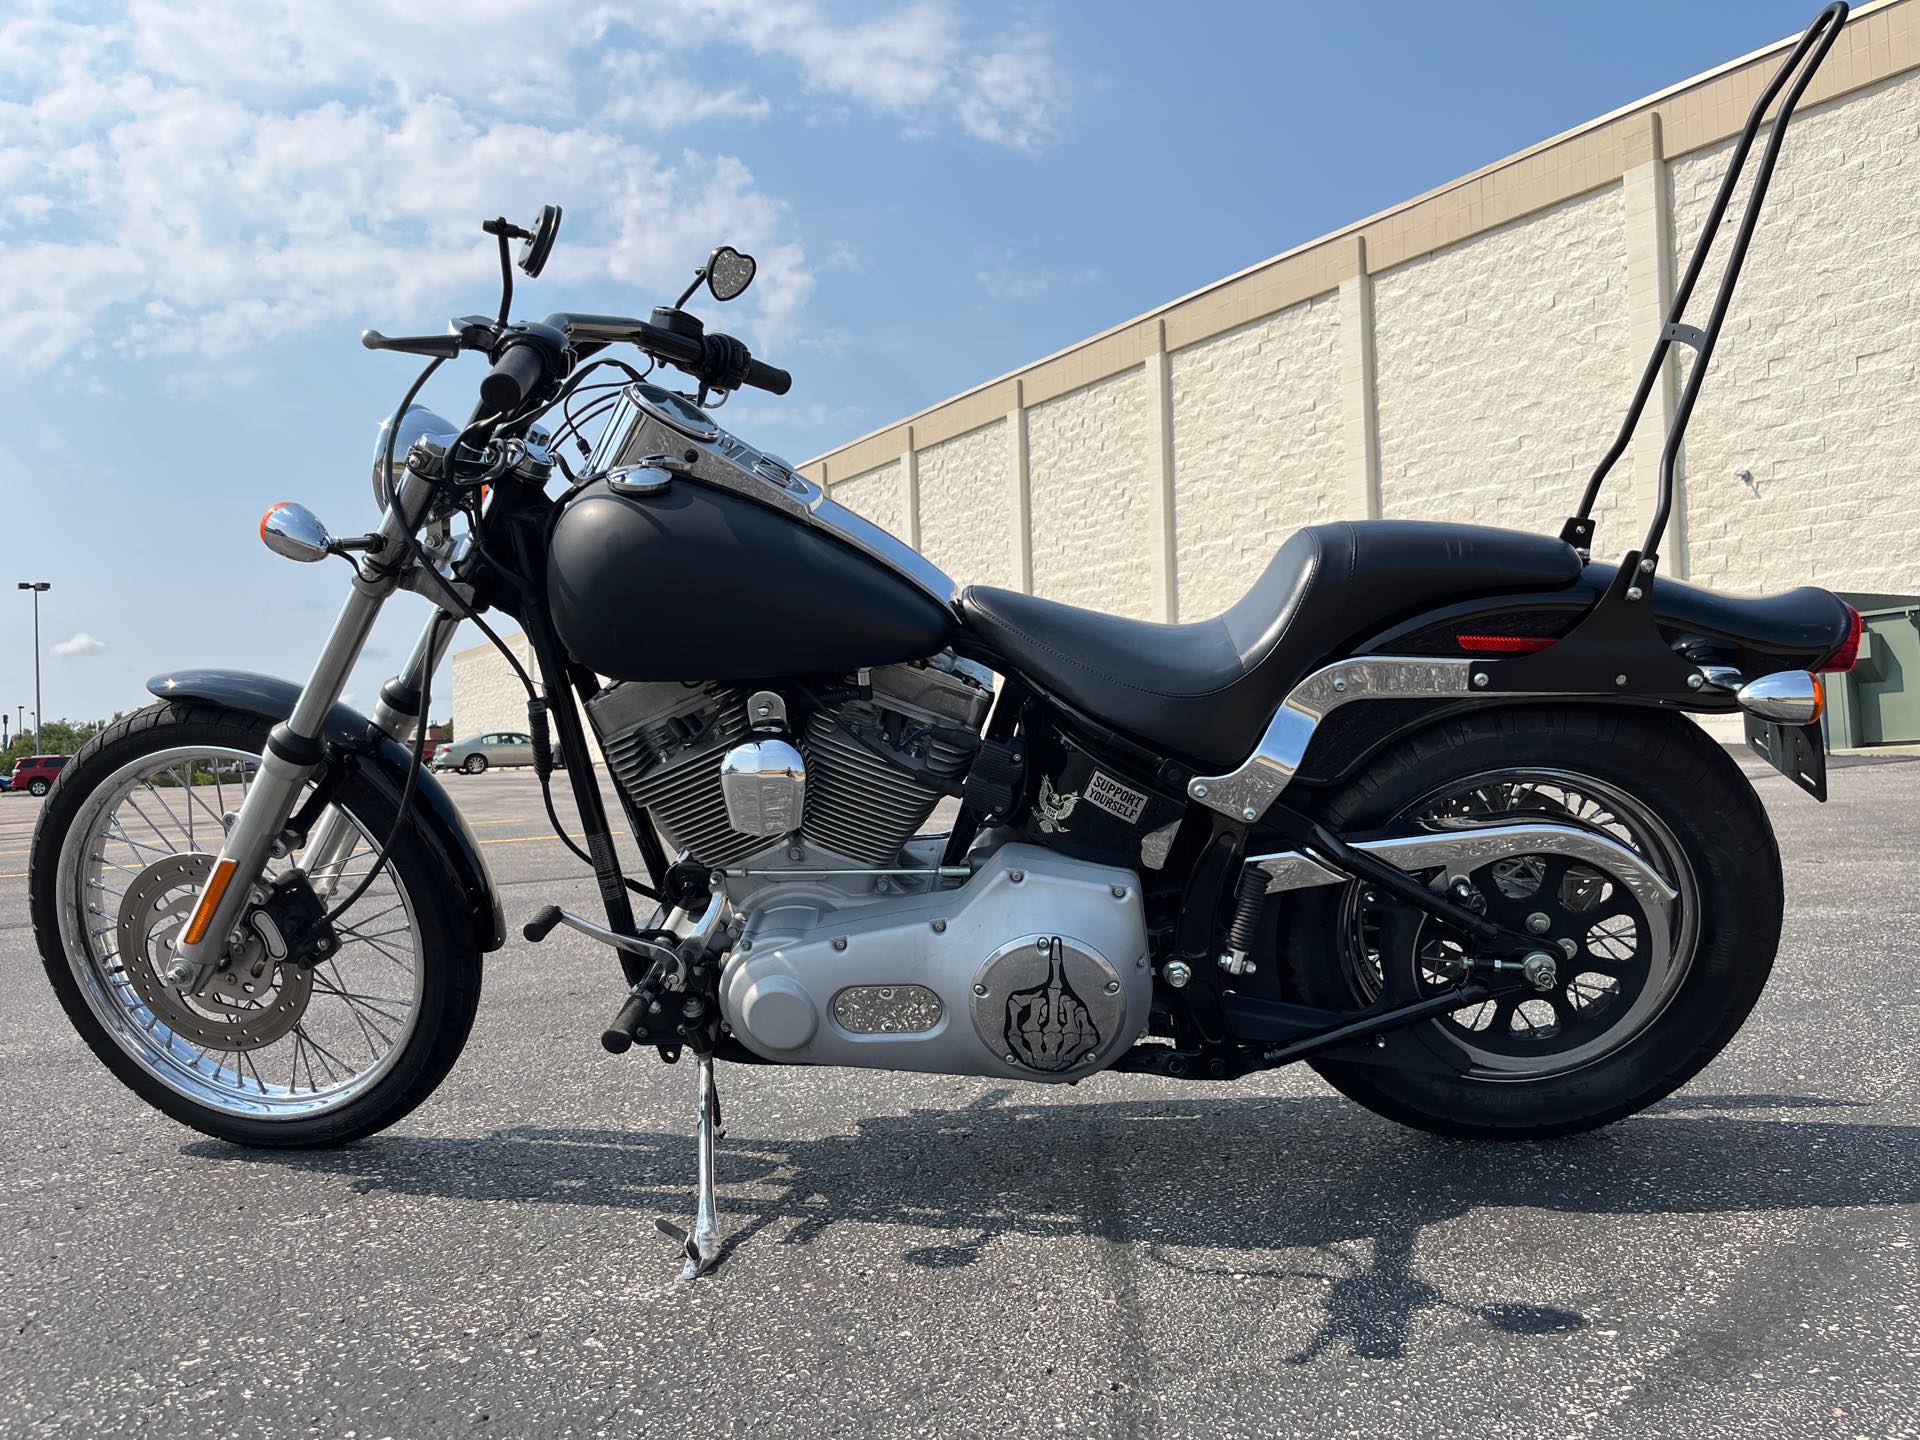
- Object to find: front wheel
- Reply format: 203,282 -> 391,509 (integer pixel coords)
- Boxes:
1276,705 -> 1781,1139
29,701 -> 483,1147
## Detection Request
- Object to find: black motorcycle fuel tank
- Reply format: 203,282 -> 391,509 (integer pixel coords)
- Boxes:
547,475 -> 956,681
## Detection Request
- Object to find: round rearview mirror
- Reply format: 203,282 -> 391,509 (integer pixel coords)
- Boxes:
517,203 -> 562,278
706,246 -> 756,302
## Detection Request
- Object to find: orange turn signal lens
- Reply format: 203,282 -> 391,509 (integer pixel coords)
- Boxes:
181,858 -> 238,947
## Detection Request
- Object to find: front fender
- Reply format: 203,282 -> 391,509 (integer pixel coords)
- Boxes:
146,668 -> 506,953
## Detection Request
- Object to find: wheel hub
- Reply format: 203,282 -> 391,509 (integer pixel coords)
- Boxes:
115,853 -> 312,1051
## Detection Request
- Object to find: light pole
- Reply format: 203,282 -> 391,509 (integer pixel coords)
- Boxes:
17,582 -> 48,752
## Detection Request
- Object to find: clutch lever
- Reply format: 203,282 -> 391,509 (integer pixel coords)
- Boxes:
361,315 -> 507,359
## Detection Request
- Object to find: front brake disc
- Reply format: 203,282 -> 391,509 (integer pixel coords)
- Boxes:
115,853 -> 312,1051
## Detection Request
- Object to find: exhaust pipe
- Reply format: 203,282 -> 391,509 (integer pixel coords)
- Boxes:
1737,670 -> 1824,724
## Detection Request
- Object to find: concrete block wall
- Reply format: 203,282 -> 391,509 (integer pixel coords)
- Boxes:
1171,296 -> 1345,620
1373,185 -> 1637,546
1029,366 -> 1153,618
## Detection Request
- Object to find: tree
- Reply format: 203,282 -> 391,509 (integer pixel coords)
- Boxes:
3,714 -> 120,767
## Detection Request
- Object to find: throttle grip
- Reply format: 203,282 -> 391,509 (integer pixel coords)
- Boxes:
742,356 -> 792,395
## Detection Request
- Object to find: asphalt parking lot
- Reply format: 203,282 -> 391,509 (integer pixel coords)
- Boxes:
1,750 -> 1916,1439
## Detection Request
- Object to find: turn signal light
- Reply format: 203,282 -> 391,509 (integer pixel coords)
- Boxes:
1818,605 -> 1864,673
1737,670 -> 1824,726
1456,634 -> 1556,654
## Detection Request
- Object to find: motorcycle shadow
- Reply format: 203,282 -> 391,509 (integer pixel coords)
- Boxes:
188,1089 -> 1909,1362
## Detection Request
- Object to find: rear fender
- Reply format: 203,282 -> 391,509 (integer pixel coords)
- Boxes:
1359,563 -> 1853,676
1295,565 -> 1853,789
146,668 -> 506,953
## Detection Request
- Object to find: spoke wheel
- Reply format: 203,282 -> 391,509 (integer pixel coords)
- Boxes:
1337,767 -> 1698,1081
55,743 -> 426,1120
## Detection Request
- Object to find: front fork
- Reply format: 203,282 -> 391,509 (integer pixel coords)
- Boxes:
304,607 -> 460,898
166,467 -> 451,987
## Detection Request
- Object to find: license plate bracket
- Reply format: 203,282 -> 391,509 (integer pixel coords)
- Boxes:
1744,712 -> 1826,802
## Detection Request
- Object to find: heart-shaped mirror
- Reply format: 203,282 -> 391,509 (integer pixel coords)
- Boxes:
706,246 -> 756,302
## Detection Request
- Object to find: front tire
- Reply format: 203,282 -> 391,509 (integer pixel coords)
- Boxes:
1277,705 -> 1781,1139
30,701 -> 483,1147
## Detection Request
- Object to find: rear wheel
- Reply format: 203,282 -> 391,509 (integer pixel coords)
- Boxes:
462,754 -> 487,775
30,702 -> 482,1147
29,778 -> 49,797
1276,705 -> 1781,1139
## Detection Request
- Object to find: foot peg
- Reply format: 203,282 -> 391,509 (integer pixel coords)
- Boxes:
655,1051 -> 723,1279
602,986 -> 653,1054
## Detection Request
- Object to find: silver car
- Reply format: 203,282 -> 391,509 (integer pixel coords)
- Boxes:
431,730 -> 536,775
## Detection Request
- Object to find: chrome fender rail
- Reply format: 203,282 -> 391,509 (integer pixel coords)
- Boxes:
1246,821 -> 1678,933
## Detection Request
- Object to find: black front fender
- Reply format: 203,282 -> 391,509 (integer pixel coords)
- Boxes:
147,668 -> 506,953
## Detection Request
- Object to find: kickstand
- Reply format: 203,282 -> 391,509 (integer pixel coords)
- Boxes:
655,1050 -> 723,1279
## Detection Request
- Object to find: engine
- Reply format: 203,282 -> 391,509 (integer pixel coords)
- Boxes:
585,652 -> 1153,1083
586,653 -> 992,871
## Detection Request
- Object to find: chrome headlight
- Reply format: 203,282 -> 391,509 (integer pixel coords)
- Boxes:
371,405 -> 457,510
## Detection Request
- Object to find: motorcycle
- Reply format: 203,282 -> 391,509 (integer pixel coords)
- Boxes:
31,4 -> 1861,1278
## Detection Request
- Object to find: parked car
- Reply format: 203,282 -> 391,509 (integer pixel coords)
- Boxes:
10,754 -> 71,796
430,731 -> 551,775
0,773 -> 11,792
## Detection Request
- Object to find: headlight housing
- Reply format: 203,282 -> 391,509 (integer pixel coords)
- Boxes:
371,405 -> 458,510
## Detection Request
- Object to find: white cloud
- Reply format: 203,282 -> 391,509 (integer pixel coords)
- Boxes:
0,0 -> 1065,375
52,632 -> 108,658
976,250 -> 1101,300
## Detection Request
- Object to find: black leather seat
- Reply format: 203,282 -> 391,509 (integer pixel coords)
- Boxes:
961,520 -> 1582,769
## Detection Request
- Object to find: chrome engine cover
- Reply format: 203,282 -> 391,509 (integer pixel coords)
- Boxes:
718,843 -> 1149,1082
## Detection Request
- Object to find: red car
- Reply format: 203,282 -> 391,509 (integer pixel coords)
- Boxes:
9,754 -> 70,797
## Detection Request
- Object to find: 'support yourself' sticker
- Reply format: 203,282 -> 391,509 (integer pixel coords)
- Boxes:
1083,770 -> 1149,824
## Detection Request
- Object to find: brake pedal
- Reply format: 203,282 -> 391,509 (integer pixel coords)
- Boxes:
523,904 -> 565,943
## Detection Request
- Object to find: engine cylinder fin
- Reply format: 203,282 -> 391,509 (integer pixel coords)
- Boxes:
600,689 -> 769,869
799,708 -> 943,865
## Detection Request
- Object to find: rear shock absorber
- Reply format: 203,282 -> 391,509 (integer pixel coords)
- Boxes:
1220,864 -> 1268,977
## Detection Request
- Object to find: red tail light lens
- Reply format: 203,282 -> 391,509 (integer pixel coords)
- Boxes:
1818,605 -> 1864,673
1456,634 -> 1557,655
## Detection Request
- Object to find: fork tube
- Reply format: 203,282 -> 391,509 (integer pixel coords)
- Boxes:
168,468 -> 438,980
307,608 -> 457,897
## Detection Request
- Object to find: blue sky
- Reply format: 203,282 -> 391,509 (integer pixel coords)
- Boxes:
0,0 -> 1831,731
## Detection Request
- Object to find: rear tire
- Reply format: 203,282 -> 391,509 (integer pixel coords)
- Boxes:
28,778 -> 49,797
462,754 -> 487,775
1276,705 -> 1781,1139
31,701 -> 483,1148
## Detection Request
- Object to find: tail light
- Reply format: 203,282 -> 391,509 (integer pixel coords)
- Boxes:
1817,604 -> 1864,673
1456,634 -> 1556,655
